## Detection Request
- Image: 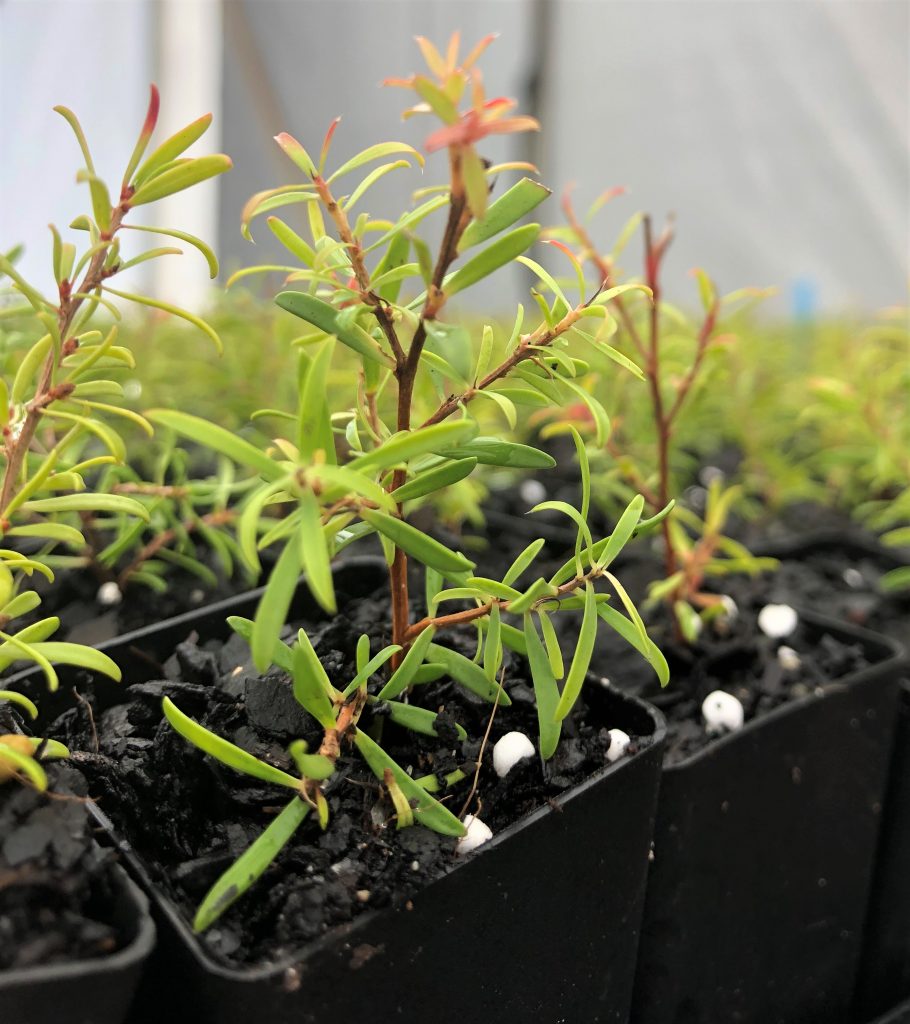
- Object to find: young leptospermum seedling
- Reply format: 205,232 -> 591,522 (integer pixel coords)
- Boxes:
154,35 -> 668,931
555,194 -> 776,638
0,87 -> 230,693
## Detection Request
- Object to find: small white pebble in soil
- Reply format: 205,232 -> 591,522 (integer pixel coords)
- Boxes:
684,485 -> 708,512
492,731 -> 535,778
410,860 -> 420,872
757,603 -> 798,639
777,645 -> 801,671
190,588 -> 205,604
842,568 -> 864,589
702,690 -> 745,734
456,815 -> 493,856
355,889 -> 371,903
96,581 -> 122,607
606,728 -> 631,763
598,676 -> 612,688
699,465 -> 725,487
519,478 -> 547,506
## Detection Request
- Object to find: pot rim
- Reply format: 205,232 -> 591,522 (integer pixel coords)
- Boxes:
0,862 -> 156,990
662,605 -> 906,772
89,681 -> 665,985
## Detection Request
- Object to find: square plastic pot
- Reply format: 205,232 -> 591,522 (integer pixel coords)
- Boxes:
0,864 -> 155,1024
753,531 -> 910,1022
630,609 -> 905,1024
10,556 -> 666,1024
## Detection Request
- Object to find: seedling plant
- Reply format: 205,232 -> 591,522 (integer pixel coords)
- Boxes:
153,35 -> 671,932
0,88 -> 231,697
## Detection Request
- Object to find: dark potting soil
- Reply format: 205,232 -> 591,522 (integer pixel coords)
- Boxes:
47,584 -> 651,970
0,747 -> 125,971
24,557 -> 254,648
584,553 -> 886,765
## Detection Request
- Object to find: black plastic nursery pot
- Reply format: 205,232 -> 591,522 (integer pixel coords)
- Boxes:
752,530 -> 910,1023
871,1000 -> 910,1024
12,557 -> 667,1024
0,864 -> 155,1024
630,610 -> 904,1024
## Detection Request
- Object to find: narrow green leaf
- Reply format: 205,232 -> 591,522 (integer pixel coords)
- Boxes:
298,338 -> 335,460
227,616 -> 293,673
267,217 -> 315,265
360,510 -> 474,575
524,615 -> 562,758
341,645 -> 401,699
6,523 -> 85,546
327,141 -> 424,183
378,700 -> 467,740
392,458 -> 477,502
275,291 -> 391,367
164,696 -> 299,787
378,626 -> 437,699
0,690 -> 39,720
102,287 -> 222,353
484,604 -> 502,682
0,742 -> 48,790
459,179 -> 551,251
597,604 -> 669,687
288,740 -> 335,781
353,730 -> 465,836
349,420 -> 478,475
503,538 -> 546,586
130,154 -> 232,206
132,113 -> 213,186
251,539 -> 303,673
539,610 -> 565,680
147,410 -> 283,482
122,224 -> 218,278
553,583 -> 598,721
444,224 -> 540,297
298,491 -> 335,614
273,132 -> 317,177
194,797 -> 309,932
0,592 -> 42,622
28,643 -> 121,682
21,493 -> 150,521
291,629 -> 337,728
11,334 -> 53,405
427,643 -> 510,705
434,436 -> 555,469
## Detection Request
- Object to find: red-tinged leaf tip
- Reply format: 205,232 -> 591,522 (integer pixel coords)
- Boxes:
143,84 -> 161,139
382,76 -> 414,88
463,33 -> 498,70
544,239 -> 577,259
322,118 -> 341,152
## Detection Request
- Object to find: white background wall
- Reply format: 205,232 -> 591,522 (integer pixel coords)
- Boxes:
3,0 -> 908,315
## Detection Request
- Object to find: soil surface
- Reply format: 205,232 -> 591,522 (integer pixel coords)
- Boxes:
0,739 -> 126,971
26,557 -> 253,648
47,582 -> 653,969
576,538 -> 904,764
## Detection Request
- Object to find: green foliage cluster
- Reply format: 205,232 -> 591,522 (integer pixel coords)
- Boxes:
0,86 -> 231,775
